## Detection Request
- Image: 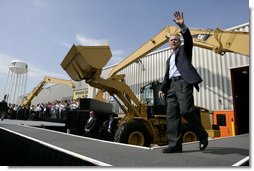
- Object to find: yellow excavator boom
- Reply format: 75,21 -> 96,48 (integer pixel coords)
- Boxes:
108,25 -> 249,78
21,76 -> 75,106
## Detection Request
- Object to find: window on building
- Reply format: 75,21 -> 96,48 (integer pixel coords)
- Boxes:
216,114 -> 226,126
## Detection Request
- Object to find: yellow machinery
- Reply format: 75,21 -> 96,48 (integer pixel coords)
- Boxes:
109,26 -> 249,78
21,76 -> 75,107
61,25 -> 249,146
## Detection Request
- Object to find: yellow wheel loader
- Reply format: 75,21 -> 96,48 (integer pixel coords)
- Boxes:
61,25 -> 249,146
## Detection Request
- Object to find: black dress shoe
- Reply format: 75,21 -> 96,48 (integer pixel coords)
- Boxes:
162,147 -> 182,153
199,138 -> 208,150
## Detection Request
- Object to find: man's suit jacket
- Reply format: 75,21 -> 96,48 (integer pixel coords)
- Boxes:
0,101 -> 8,112
85,117 -> 97,137
105,119 -> 118,133
161,28 -> 202,93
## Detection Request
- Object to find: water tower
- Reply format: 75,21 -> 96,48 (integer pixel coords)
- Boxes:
3,60 -> 28,104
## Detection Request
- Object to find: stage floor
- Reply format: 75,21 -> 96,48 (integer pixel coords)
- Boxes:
0,120 -> 249,167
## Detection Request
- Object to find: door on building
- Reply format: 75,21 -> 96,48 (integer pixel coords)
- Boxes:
230,66 -> 249,135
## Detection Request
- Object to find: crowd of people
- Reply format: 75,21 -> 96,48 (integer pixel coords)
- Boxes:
2,99 -> 80,121
2,98 -> 117,141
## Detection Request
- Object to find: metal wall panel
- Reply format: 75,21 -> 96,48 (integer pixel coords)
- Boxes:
118,47 -> 171,100
192,47 -> 249,111
114,48 -> 249,111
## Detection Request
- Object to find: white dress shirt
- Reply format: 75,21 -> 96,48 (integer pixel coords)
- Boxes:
169,51 -> 181,79
168,25 -> 188,79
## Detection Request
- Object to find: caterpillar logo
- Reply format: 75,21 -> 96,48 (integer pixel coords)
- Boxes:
192,34 -> 212,41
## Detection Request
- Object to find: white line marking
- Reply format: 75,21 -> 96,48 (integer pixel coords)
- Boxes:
232,156 -> 249,166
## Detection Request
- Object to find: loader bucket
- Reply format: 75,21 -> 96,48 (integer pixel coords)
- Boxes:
61,45 -> 112,81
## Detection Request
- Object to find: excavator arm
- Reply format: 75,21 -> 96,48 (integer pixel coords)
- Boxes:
21,76 -> 75,107
109,25 -> 249,77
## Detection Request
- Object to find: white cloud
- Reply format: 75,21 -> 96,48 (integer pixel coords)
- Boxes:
0,52 -> 14,75
25,65 -> 67,94
59,34 -> 125,66
76,34 -> 108,46
27,64 -> 66,79
0,52 -> 65,80
108,50 -> 125,66
32,0 -> 47,7
59,42 -> 72,48
75,34 -> 125,65
112,50 -> 124,56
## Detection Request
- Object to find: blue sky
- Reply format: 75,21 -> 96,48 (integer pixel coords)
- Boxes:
0,0 -> 250,98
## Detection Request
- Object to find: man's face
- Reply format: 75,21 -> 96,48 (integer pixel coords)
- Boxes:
169,35 -> 181,50
90,111 -> 94,117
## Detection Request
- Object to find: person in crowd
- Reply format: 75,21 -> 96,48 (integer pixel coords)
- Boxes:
84,111 -> 98,138
0,99 -> 8,121
98,113 -> 118,141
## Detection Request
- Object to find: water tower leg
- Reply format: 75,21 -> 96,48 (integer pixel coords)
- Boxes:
3,71 -> 10,101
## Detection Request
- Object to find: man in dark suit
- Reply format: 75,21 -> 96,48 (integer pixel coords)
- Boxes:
158,11 -> 208,153
98,113 -> 118,141
0,98 -> 8,121
84,111 -> 98,138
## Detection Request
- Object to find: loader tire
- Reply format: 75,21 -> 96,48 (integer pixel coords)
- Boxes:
182,123 -> 199,143
114,120 -> 152,147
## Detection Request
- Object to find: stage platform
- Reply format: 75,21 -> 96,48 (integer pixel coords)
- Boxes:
0,120 -> 249,166
0,119 -> 65,127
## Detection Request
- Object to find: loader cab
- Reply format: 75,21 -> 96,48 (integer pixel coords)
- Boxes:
141,81 -> 167,117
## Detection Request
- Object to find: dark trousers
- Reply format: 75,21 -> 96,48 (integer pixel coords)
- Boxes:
166,79 -> 207,148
